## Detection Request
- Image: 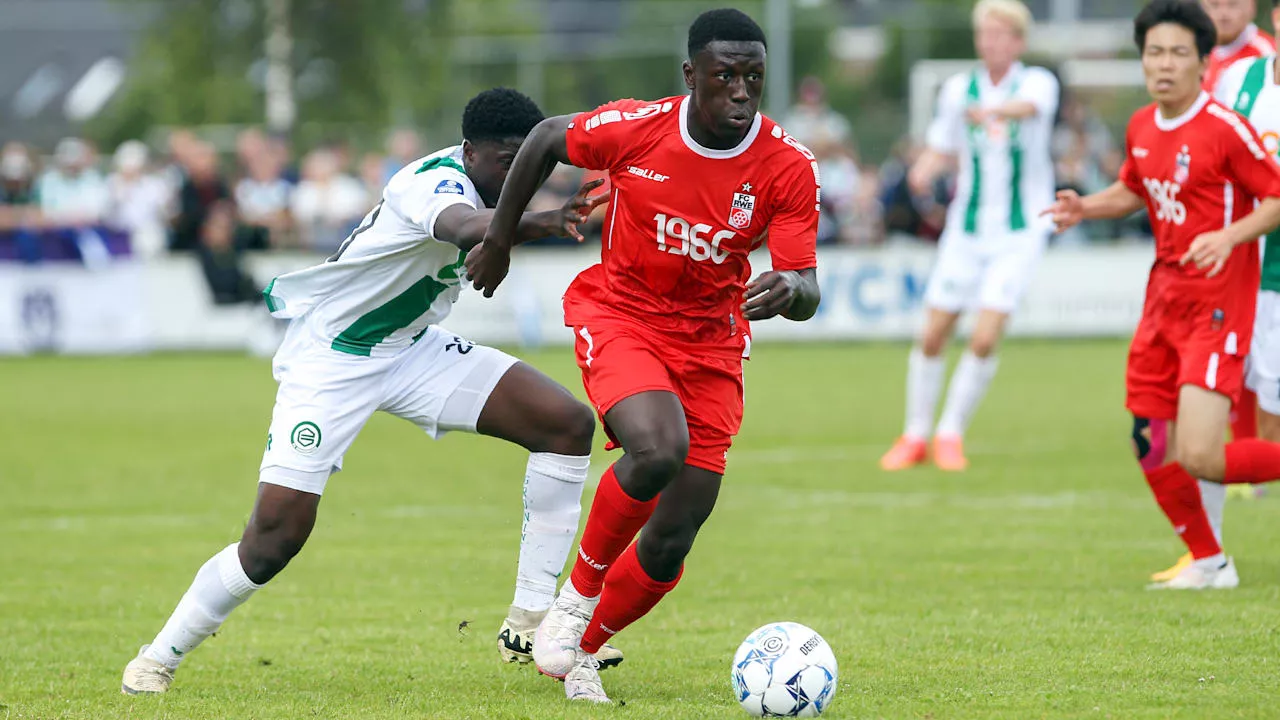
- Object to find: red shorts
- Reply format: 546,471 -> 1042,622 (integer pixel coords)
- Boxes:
1126,299 -> 1251,421
572,320 -> 744,475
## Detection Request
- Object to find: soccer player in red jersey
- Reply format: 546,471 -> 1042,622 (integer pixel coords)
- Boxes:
467,8 -> 821,703
1202,0 -> 1276,93
1046,0 -> 1280,589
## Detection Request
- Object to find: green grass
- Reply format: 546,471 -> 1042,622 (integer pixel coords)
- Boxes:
3,341 -> 1280,719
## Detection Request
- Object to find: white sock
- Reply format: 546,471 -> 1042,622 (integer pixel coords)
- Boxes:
144,543 -> 262,669
936,351 -> 1000,438
904,348 -> 946,439
513,452 -> 589,613
1198,479 -> 1226,545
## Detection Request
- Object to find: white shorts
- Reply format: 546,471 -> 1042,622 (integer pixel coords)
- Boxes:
258,321 -> 518,495
923,228 -> 1049,314
1247,289 -> 1280,415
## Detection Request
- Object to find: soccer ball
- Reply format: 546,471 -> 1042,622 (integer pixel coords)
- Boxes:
731,622 -> 838,717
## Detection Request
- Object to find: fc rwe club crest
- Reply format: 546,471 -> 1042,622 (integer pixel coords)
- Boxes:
729,184 -> 755,229
1175,145 -> 1191,184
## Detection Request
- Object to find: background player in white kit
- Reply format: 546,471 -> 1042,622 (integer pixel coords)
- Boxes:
881,0 -> 1060,472
121,88 -> 619,694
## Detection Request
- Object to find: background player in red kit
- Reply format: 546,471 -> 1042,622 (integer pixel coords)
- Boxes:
1046,0 -> 1280,590
468,8 -> 821,704
1202,0 -> 1276,93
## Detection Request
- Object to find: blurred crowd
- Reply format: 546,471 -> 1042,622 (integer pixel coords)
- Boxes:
0,75 -> 1136,285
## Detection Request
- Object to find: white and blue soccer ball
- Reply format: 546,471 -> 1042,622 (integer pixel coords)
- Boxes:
732,622 -> 838,717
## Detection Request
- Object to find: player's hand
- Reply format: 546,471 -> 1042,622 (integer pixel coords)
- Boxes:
1041,189 -> 1084,233
965,106 -> 990,126
465,240 -> 512,298
742,270 -> 799,321
556,178 -> 610,242
1181,229 -> 1236,278
907,164 -> 933,198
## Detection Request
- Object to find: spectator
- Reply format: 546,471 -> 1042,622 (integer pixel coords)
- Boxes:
782,76 -> 858,161
383,128 -> 423,183
106,140 -> 172,258
291,148 -> 368,253
1052,97 -> 1124,242
197,201 -> 259,305
235,127 -> 269,171
38,137 -> 109,227
0,143 -> 41,231
235,147 -> 293,250
171,142 -> 229,252
810,138 -> 862,245
879,139 -> 948,243
358,152 -> 387,206
845,167 -> 886,246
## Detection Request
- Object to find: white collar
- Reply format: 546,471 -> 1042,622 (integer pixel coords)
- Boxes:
1154,91 -> 1210,131
1215,23 -> 1259,58
678,95 -> 762,160
982,61 -> 1024,89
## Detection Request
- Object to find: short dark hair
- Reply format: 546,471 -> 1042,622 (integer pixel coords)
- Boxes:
1133,0 -> 1217,59
461,87 -> 545,144
687,8 -> 767,59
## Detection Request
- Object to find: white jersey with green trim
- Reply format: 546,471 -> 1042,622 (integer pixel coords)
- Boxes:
926,62 -> 1059,237
262,146 -> 477,358
1215,55 -> 1280,293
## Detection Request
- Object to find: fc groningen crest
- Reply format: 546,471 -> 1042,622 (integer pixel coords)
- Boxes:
290,421 -> 322,454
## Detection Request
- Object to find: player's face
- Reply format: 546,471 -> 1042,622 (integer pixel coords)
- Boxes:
463,137 -> 523,208
1141,23 -> 1207,108
974,14 -> 1025,72
1201,0 -> 1256,45
684,41 -> 766,143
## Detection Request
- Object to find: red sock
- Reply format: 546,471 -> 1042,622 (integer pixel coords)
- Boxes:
1144,462 -> 1222,559
1224,438 -> 1280,484
580,544 -> 681,654
1231,388 -> 1258,440
568,464 -> 659,598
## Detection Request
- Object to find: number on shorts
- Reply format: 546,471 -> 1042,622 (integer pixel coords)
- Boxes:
445,336 -> 474,354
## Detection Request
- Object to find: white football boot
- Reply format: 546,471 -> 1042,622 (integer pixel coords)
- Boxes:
1148,557 -> 1239,590
564,648 -> 611,703
532,582 -> 598,678
499,604 -> 625,669
121,645 -> 175,694
498,606 -> 543,664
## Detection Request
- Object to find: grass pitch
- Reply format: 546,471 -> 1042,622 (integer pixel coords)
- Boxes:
3,341 -> 1279,719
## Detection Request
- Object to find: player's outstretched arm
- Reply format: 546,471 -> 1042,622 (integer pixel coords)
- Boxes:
435,178 -> 608,251
1183,197 -> 1280,277
466,115 -> 577,297
907,149 -> 956,197
742,268 -> 820,322
1041,182 -> 1144,233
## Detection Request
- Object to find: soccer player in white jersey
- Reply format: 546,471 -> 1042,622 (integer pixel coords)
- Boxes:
881,0 -> 1060,472
121,88 -> 621,694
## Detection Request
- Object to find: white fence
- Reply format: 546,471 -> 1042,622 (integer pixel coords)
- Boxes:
0,244 -> 1152,355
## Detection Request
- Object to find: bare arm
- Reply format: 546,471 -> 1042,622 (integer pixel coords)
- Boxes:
1042,182 -> 1146,232
907,149 -> 957,196
983,100 -> 1038,122
465,115 -> 577,296
436,177 -> 608,252
484,116 -> 574,252
433,207 -> 554,251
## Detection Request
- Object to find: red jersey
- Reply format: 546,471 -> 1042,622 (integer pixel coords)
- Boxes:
1204,23 -> 1276,93
562,96 -> 820,357
1119,92 -> 1280,308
